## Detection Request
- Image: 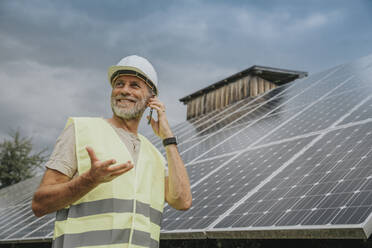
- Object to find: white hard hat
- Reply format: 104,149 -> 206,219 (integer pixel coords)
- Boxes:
108,55 -> 159,95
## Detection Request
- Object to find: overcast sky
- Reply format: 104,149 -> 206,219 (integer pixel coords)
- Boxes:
0,0 -> 372,154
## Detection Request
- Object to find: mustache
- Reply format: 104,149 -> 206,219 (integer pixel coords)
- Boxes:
113,95 -> 137,102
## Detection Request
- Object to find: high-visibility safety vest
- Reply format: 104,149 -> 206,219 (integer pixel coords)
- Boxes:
52,117 -> 165,248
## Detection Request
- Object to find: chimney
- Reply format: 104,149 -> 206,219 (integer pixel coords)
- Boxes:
179,65 -> 307,120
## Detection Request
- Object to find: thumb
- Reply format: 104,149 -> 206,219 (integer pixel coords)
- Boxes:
86,146 -> 98,163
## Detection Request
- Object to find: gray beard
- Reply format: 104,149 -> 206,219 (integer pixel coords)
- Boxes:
111,96 -> 148,120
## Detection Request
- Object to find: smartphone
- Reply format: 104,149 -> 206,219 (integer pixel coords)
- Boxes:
147,94 -> 155,125
148,108 -> 153,125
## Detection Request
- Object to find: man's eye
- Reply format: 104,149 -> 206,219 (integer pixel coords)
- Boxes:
115,82 -> 124,87
131,82 -> 140,88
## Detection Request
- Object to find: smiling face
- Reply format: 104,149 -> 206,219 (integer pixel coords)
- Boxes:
111,74 -> 152,120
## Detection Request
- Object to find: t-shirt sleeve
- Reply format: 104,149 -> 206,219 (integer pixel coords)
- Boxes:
44,123 -> 77,178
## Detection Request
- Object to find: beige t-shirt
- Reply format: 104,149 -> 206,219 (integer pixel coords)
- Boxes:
45,119 -> 167,178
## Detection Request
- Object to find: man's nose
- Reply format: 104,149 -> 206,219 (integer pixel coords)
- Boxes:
120,83 -> 132,94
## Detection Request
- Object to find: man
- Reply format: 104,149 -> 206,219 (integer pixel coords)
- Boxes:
32,55 -> 192,248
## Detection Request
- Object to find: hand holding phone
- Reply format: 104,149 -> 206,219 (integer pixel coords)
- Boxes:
146,96 -> 174,139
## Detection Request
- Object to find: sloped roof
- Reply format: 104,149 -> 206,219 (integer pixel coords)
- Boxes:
179,65 -> 308,104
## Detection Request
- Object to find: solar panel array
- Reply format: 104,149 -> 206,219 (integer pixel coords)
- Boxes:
0,175 -> 56,242
158,54 -> 372,239
0,54 -> 372,244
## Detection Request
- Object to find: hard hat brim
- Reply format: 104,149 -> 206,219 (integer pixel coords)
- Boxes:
108,65 -> 158,95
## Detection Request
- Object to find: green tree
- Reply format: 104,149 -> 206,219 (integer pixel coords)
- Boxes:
0,130 -> 46,189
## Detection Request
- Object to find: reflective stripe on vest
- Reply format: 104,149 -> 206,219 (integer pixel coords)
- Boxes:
52,229 -> 159,248
52,117 -> 165,248
55,199 -> 162,227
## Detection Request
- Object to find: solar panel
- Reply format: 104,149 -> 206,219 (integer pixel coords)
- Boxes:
6,213 -> 55,240
172,95 -> 262,144
24,217 -> 55,238
162,137 -> 315,231
0,206 -> 37,239
0,176 -> 41,208
339,97 -> 372,125
198,114 -> 287,160
0,205 -> 30,232
213,122 -> 372,229
0,54 -> 371,244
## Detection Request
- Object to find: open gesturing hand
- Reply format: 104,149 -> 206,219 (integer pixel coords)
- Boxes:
85,146 -> 133,184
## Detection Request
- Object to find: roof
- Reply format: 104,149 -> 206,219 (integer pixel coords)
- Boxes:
179,65 -> 308,104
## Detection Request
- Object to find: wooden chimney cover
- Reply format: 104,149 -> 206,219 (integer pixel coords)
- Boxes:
179,65 -> 307,120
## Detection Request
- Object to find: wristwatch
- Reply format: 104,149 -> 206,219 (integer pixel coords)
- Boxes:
162,136 -> 178,147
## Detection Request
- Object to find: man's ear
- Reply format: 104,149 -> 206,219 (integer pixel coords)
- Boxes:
146,85 -> 155,97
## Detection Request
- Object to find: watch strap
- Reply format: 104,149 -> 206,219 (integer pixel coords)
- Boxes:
163,137 -> 177,147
